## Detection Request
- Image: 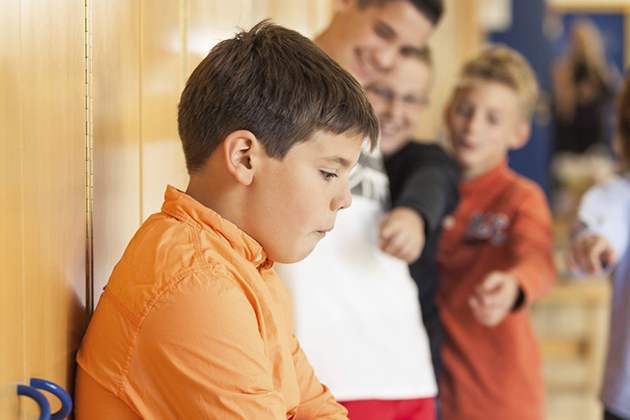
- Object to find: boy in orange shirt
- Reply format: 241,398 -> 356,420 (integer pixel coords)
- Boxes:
74,21 -> 379,419
436,46 -> 557,420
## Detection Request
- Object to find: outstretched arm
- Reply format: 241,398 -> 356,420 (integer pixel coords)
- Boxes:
382,143 -> 459,262
379,206 -> 425,263
468,271 -> 521,327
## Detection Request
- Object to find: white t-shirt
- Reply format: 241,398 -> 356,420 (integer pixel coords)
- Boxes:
275,150 -> 437,401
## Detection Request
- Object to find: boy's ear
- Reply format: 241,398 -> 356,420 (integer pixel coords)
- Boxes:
509,121 -> 531,151
223,130 -> 261,186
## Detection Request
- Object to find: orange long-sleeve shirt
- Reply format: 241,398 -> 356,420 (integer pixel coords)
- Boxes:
75,185 -> 348,420
436,162 -> 557,420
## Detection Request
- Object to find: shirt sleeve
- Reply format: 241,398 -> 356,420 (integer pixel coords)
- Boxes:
577,177 -> 630,258
122,271 -> 348,419
506,185 -> 557,304
392,144 -> 459,235
290,335 -> 350,420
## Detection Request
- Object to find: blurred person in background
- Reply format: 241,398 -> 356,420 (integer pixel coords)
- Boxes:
566,71 -> 630,420
552,18 -> 620,154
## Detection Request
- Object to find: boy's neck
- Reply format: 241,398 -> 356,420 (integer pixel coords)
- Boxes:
461,159 -> 507,181
185,165 -> 244,231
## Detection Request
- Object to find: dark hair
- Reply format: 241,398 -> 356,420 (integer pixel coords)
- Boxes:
357,0 -> 444,25
178,20 -> 380,173
617,72 -> 630,170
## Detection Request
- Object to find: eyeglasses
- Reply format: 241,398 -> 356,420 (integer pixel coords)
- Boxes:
365,85 -> 429,108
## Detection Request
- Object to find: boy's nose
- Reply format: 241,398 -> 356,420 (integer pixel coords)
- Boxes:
385,96 -> 404,121
465,112 -> 483,133
372,47 -> 400,74
332,183 -> 353,211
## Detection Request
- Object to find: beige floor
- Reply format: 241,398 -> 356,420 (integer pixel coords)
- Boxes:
531,277 -> 611,420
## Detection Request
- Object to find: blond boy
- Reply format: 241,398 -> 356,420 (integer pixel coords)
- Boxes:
436,46 -> 557,420
74,22 -> 379,419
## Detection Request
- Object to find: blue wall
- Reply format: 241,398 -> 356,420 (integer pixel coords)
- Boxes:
490,0 -> 555,196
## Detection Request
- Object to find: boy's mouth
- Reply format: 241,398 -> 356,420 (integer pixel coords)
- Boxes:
458,136 -> 477,150
380,122 -> 401,138
317,227 -> 334,238
354,50 -> 375,82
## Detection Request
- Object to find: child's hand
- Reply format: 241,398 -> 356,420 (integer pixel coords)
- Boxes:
565,234 -> 616,275
379,207 -> 425,263
468,272 -> 520,327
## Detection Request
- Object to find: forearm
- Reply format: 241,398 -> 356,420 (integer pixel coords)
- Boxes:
394,165 -> 459,234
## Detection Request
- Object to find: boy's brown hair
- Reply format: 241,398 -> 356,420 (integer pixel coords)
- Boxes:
357,0 -> 444,25
178,20 -> 380,173
616,73 -> 630,170
458,45 -> 539,120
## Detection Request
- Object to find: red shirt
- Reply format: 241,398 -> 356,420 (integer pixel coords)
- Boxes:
75,185 -> 348,419
436,162 -> 557,420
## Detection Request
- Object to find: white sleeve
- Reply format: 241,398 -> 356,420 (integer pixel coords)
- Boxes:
577,176 -> 630,258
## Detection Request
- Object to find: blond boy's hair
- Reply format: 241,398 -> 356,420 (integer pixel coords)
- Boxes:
459,45 -> 539,120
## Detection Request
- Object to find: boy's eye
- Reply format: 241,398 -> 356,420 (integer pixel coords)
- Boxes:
320,170 -> 338,181
367,86 -> 394,102
456,104 -> 473,117
403,95 -> 429,107
374,22 -> 395,40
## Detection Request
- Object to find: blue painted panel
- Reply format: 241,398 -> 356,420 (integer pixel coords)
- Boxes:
490,0 -> 555,196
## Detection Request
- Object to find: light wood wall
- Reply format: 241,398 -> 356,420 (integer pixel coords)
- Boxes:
0,0 -> 87,418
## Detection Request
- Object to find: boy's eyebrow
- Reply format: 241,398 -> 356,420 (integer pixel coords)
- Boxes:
401,45 -> 424,57
375,20 -> 422,57
323,156 -> 353,168
376,20 -> 396,40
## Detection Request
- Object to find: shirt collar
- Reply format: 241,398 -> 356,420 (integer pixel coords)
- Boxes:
160,185 -> 270,268
460,159 -> 510,195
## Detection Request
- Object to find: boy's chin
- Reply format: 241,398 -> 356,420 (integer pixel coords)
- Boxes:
380,136 -> 407,157
272,245 -> 318,265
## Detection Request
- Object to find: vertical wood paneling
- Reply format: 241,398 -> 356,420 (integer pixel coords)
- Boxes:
0,0 -> 25,417
19,0 -> 87,415
91,1 -> 142,300
187,0 -> 331,76
141,0 -> 188,221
